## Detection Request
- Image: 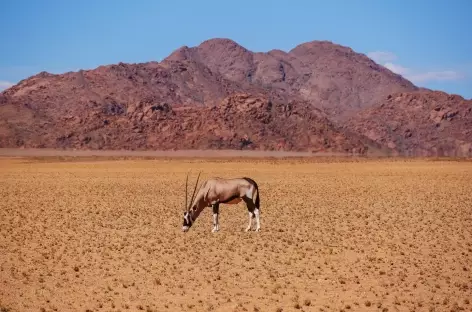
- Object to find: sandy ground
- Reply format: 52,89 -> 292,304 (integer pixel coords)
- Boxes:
1,156 -> 471,312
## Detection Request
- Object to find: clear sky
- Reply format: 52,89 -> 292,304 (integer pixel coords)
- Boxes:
1,0 -> 471,99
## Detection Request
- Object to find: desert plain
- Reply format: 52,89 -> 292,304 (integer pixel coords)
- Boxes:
1,153 -> 471,312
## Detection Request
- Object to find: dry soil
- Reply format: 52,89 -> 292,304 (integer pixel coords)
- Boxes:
1,156 -> 471,312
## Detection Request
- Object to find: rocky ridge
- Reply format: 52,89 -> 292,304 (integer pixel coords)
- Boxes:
1,38 -> 470,156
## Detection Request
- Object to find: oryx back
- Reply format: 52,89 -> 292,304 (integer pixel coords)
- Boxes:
203,178 -> 253,205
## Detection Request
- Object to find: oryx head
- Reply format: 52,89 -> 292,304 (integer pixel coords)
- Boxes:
182,171 -> 201,232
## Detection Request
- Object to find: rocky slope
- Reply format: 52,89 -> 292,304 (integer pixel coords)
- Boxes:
0,92 -> 380,153
344,90 -> 472,156
1,38 -> 470,156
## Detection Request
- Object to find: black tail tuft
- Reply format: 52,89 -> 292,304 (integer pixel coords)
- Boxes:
243,177 -> 260,211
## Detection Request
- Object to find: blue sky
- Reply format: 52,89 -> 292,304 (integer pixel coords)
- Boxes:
1,0 -> 471,99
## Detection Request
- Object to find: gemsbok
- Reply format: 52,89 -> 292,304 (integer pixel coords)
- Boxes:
182,171 -> 261,233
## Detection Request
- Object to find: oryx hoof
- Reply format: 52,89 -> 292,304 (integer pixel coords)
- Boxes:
212,228 -> 219,233
255,227 -> 261,232
245,227 -> 251,232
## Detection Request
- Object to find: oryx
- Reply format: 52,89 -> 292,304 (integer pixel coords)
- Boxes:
182,171 -> 261,233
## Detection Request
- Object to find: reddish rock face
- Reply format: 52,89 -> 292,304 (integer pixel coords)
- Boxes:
344,90 -> 472,157
0,38 -> 470,156
0,91 -> 379,153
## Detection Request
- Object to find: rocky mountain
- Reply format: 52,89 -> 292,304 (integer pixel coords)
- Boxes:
0,90 -> 381,153
344,90 -> 472,156
166,38 -> 418,119
0,38 -> 470,156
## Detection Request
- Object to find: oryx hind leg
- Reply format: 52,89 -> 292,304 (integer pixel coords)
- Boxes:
254,207 -> 260,232
212,202 -> 220,233
245,210 -> 254,232
242,196 -> 257,232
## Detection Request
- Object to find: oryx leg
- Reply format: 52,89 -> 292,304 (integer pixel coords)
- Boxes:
254,207 -> 261,232
212,202 -> 220,233
245,210 -> 254,232
242,196 -> 257,232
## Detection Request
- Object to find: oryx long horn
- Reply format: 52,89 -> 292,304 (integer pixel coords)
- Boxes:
185,170 -> 190,212
188,171 -> 201,210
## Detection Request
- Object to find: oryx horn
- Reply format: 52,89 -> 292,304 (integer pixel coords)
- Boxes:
185,170 -> 190,212
188,171 -> 202,211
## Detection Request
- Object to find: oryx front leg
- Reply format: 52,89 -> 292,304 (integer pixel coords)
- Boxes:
212,202 -> 220,233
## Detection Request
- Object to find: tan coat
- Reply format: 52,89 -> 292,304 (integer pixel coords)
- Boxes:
182,175 -> 260,233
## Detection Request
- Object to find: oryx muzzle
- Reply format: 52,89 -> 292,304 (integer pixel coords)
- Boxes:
181,171 -> 261,233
